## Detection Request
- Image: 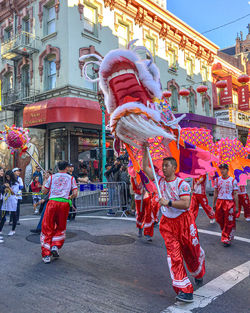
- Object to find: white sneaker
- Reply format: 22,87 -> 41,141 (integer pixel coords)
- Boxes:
0,235 -> 3,240
246,218 -> 250,222
210,219 -> 215,224
42,256 -> 51,264
0,239 -> 4,243
34,209 -> 39,215
51,246 -> 59,258
0,231 -> 3,235
8,231 -> 15,236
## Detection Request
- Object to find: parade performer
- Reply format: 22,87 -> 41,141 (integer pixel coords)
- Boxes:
142,146 -> 205,303
190,175 -> 215,223
213,164 -> 238,247
130,175 -> 154,241
40,161 -> 78,264
236,185 -> 250,221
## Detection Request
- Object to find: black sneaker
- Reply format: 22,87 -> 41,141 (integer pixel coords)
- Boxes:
145,235 -> 152,242
138,228 -> 143,238
30,229 -> 41,234
194,277 -> 203,286
223,242 -> 231,247
176,292 -> 194,303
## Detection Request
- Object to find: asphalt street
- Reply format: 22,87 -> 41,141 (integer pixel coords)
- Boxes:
0,197 -> 249,313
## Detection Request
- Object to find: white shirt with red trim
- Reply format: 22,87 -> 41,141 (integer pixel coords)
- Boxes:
156,174 -> 191,218
193,175 -> 206,195
214,176 -> 238,200
45,173 -> 77,199
238,185 -> 247,195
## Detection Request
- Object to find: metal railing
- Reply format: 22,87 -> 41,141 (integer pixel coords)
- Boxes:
2,88 -> 40,108
75,182 -> 129,216
1,31 -> 39,59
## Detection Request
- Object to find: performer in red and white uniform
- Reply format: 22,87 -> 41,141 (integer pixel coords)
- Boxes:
131,177 -> 154,241
190,175 -> 215,222
236,185 -> 250,221
143,147 -> 205,303
213,164 -> 238,247
41,161 -> 78,263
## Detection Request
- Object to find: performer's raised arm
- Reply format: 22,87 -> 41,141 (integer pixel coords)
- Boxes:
142,143 -> 154,181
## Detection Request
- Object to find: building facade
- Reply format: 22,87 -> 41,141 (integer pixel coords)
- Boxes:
0,0 -> 218,183
214,27 -> 250,144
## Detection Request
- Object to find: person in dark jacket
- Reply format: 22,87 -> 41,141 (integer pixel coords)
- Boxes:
104,159 -> 122,215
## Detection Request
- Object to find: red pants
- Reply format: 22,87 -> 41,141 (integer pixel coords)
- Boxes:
159,211 -> 205,294
135,197 -> 154,237
151,193 -> 160,223
190,193 -> 215,220
41,200 -> 70,257
215,199 -> 236,244
236,194 -> 250,219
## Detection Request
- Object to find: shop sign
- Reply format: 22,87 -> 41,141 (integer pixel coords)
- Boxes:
214,110 -> 229,121
220,76 -> 232,106
230,110 -> 250,128
238,85 -> 249,111
216,119 -> 236,129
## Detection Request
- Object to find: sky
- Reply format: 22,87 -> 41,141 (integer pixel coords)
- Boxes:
167,0 -> 250,49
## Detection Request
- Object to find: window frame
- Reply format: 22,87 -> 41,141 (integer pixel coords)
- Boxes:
83,4 -> 98,37
45,55 -> 56,91
44,3 -> 56,36
117,21 -> 129,49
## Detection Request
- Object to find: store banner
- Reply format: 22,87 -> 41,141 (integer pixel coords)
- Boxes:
238,85 -> 249,111
220,76 -> 232,106
230,109 -> 250,128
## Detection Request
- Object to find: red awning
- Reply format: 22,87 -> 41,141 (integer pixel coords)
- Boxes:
23,97 -> 102,127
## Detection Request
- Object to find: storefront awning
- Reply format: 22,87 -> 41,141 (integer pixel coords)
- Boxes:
23,97 -> 102,127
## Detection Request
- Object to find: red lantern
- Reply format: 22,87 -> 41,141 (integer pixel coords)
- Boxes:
215,80 -> 227,89
237,74 -> 249,84
106,142 -> 110,148
179,89 -> 190,97
196,85 -> 208,94
163,90 -> 172,98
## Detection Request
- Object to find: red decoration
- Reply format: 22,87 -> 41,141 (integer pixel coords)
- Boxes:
163,90 -> 172,98
106,142 -> 110,148
196,85 -> 208,94
215,80 -> 227,89
237,74 -> 249,85
179,89 -> 190,97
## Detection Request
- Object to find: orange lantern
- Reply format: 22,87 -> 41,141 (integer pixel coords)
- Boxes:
179,89 -> 190,97
163,90 -> 172,98
215,80 -> 227,89
237,74 -> 249,84
196,85 -> 208,94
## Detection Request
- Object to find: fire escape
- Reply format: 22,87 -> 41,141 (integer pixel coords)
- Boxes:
1,30 -> 40,110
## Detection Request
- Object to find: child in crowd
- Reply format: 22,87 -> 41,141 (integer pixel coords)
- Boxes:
30,175 -> 42,214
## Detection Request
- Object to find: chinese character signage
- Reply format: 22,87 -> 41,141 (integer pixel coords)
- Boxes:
220,76 -> 232,106
238,85 -> 249,111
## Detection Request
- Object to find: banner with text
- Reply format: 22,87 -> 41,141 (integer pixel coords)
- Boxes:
220,76 -> 232,106
238,85 -> 249,111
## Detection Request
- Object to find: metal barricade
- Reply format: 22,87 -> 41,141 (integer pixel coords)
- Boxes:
75,182 -> 129,216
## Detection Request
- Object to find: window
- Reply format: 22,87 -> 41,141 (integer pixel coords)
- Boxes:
204,98 -> 210,116
201,66 -> 208,82
145,37 -> 155,56
46,6 -> 56,35
186,58 -> 193,77
168,49 -> 177,68
22,19 -> 30,44
189,92 -> 195,113
84,5 -> 97,35
21,66 -> 30,98
45,55 -> 56,90
117,23 -> 129,48
170,86 -> 178,111
232,91 -> 238,109
4,28 -> 12,41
